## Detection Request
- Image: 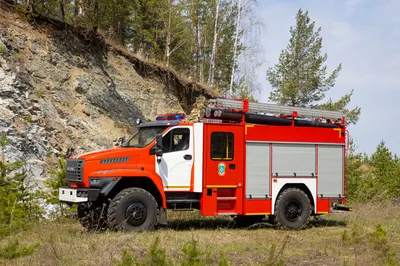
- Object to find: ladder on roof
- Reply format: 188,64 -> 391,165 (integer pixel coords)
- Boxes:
208,98 -> 345,120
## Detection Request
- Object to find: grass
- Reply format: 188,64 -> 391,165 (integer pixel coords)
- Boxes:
0,202 -> 399,266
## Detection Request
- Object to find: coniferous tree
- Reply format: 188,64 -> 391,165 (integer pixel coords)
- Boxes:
0,132 -> 43,236
20,0 -> 261,95
266,9 -> 360,125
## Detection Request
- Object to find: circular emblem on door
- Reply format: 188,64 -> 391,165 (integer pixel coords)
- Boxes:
218,162 -> 226,176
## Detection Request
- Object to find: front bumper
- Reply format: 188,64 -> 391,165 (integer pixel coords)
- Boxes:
58,178 -> 121,203
59,187 -> 88,203
59,187 -> 102,203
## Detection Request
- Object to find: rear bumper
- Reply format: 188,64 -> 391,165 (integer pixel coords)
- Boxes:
59,187 -> 101,203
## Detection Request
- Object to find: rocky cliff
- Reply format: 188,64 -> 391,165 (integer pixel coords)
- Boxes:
0,2 -> 215,187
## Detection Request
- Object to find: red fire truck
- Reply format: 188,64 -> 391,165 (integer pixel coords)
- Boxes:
59,98 -> 349,231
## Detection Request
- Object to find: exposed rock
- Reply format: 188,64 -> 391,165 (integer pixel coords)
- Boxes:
187,95 -> 207,122
0,3 -> 216,191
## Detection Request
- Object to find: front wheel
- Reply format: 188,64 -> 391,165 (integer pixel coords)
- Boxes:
107,187 -> 159,232
275,188 -> 311,229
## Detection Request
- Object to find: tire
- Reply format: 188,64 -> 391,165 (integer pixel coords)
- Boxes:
234,215 -> 265,228
107,187 -> 158,232
267,214 -> 278,225
275,188 -> 311,229
77,202 -> 108,232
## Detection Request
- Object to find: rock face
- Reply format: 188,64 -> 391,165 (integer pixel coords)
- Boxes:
0,4 -> 214,188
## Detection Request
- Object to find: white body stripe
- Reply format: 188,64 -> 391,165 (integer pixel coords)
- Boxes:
271,178 -> 317,215
193,123 -> 204,192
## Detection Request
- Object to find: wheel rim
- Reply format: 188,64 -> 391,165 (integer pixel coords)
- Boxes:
284,199 -> 302,221
125,202 -> 147,226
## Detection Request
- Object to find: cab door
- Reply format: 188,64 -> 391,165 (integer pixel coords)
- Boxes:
155,126 -> 193,191
202,124 -> 244,215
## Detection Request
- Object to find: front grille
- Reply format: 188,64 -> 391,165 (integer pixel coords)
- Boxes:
66,159 -> 84,182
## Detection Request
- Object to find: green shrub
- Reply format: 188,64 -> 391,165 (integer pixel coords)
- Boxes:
113,237 -> 287,266
181,239 -> 205,266
0,45 -> 7,54
368,224 -> 397,266
0,132 -> 44,236
346,140 -> 400,203
114,248 -> 137,266
341,223 -> 398,265
0,239 -> 40,259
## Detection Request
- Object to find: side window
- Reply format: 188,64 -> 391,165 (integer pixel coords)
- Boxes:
162,128 -> 190,153
211,132 -> 234,160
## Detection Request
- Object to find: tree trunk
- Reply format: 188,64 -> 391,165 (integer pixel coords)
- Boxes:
74,0 -> 79,16
200,29 -> 205,83
59,0 -> 65,23
208,0 -> 220,87
93,0 -> 99,32
81,0 -> 85,15
190,0 -> 196,76
165,0 -> 172,66
196,17 -> 201,80
229,0 -> 241,97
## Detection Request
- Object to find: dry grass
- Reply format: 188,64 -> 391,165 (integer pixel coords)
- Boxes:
0,202 -> 399,266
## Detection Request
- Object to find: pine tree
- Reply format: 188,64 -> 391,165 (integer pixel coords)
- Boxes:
0,132 -> 43,236
266,9 -> 360,125
368,141 -> 400,199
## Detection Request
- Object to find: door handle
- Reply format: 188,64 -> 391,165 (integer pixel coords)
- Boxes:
184,154 -> 192,160
229,164 -> 236,169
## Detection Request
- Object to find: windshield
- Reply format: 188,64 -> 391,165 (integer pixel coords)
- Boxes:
121,126 -> 168,148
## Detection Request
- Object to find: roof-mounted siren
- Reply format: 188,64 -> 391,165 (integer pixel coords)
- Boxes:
155,113 -> 186,121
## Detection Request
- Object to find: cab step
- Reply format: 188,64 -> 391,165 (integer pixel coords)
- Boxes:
167,199 -> 200,211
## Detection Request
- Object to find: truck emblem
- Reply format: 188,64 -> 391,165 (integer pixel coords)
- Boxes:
218,163 -> 226,176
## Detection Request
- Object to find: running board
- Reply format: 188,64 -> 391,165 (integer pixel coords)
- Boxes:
167,199 -> 200,211
217,212 -> 237,216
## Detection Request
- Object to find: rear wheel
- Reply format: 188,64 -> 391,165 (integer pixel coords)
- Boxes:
107,187 -> 158,232
275,188 -> 311,229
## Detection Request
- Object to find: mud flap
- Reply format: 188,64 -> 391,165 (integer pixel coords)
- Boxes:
158,207 -> 168,225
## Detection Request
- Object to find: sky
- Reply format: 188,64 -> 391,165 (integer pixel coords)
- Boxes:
251,0 -> 400,156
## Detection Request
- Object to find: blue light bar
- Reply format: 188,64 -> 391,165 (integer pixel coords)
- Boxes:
155,113 -> 186,121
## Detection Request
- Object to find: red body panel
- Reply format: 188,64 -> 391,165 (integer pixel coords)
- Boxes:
244,199 -> 272,215
316,199 -> 331,214
201,124 -> 245,215
245,124 -> 345,144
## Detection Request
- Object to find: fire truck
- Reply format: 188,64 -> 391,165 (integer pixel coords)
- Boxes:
59,98 -> 349,231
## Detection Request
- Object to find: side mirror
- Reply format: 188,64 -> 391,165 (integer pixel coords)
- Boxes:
150,133 -> 163,163
156,134 -> 163,149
